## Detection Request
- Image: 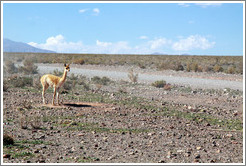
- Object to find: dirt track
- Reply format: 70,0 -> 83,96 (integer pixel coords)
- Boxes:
36,63 -> 243,90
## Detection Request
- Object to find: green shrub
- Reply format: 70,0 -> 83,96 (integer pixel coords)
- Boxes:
8,76 -> 33,88
152,80 -> 166,88
91,76 -> 111,85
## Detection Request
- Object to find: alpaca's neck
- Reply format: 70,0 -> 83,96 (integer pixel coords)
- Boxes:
59,69 -> 67,85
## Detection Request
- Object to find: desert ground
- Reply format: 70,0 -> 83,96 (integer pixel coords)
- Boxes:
2,54 -> 244,163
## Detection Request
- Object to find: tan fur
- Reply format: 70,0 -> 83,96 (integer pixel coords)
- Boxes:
40,64 -> 70,105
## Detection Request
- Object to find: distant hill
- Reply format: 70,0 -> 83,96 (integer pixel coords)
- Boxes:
3,38 -> 56,53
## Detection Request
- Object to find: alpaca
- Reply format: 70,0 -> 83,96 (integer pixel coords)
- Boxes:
40,64 -> 70,105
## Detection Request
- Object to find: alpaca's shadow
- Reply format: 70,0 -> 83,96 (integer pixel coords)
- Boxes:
63,103 -> 92,108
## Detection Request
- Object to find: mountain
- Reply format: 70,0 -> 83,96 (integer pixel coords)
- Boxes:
3,38 -> 56,53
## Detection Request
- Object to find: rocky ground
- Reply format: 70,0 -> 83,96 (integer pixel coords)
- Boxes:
2,66 -> 244,164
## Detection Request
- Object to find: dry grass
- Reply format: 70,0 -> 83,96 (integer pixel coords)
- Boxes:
3,52 -> 243,74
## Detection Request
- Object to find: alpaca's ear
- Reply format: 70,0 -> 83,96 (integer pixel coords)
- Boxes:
64,63 -> 66,67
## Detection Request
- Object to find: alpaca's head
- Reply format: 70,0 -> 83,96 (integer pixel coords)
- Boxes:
64,64 -> 70,72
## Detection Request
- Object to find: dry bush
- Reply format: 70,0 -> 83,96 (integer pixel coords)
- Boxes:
213,64 -> 224,72
3,80 -> 9,92
203,65 -> 213,72
19,115 -> 29,129
227,66 -> 236,74
3,134 -> 14,145
95,84 -> 102,92
174,62 -> 184,71
19,59 -> 38,74
73,58 -> 85,65
4,60 -> 18,74
191,63 -> 199,72
128,69 -> 138,83
152,80 -> 166,88
164,83 -> 172,90
186,63 -> 191,72
197,66 -> 203,72
30,115 -> 43,129
32,76 -> 42,89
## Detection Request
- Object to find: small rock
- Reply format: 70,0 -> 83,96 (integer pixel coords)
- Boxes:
3,154 -> 11,158
34,149 -> 40,153
216,149 -> 221,153
158,159 -> 165,163
193,159 -> 200,163
195,154 -> 201,159
226,134 -> 233,138
177,149 -> 184,153
196,146 -> 202,150
78,133 -> 84,137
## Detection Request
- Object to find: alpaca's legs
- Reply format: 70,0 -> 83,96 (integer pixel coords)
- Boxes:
56,90 -> 60,105
52,87 -> 57,106
42,84 -> 48,105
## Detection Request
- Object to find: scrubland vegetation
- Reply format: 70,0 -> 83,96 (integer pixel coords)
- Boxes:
3,52 -> 243,74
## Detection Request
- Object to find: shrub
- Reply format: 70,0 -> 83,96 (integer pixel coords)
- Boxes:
74,58 -> 85,65
174,62 -> 184,71
186,63 -> 191,72
91,76 -> 111,85
128,69 -> 138,83
19,59 -> 38,74
8,76 -> 33,88
3,134 -> 14,146
227,66 -> 236,74
4,60 -> 18,74
191,63 -> 199,72
52,69 -> 63,76
203,66 -> 213,72
3,80 -> 9,92
32,76 -> 42,89
213,64 -> 224,72
152,80 -> 166,88
197,66 -> 203,72
164,83 -> 172,90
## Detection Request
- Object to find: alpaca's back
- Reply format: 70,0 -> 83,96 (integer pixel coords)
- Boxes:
41,74 -> 60,87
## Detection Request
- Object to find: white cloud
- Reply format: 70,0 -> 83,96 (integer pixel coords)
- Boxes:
178,3 -> 190,7
29,34 -> 215,54
195,3 -> 222,8
96,40 -> 112,47
148,38 -> 170,49
139,36 -> 148,40
93,8 -> 100,15
28,35 -> 84,53
172,35 -> 215,51
79,9 -> 88,13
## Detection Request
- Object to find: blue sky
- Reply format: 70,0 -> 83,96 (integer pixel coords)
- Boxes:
2,2 -> 244,55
